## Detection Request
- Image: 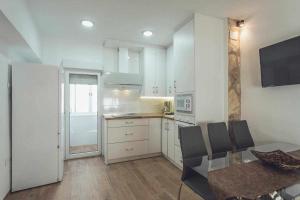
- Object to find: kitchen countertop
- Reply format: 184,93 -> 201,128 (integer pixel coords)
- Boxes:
103,113 -> 174,120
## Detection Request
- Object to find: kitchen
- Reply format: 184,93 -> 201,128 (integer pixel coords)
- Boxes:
2,0 -> 300,200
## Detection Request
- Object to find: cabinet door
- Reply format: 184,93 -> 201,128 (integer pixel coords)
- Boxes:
161,119 -> 168,156
167,120 -> 175,161
155,48 -> 166,96
173,20 -> 195,93
143,48 -> 156,96
148,118 -> 161,154
174,145 -> 183,168
166,45 -> 174,96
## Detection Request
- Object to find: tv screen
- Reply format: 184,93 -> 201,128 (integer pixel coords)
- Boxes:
259,36 -> 300,87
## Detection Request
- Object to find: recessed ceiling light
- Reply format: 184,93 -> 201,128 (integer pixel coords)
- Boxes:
81,20 -> 94,28
143,30 -> 153,37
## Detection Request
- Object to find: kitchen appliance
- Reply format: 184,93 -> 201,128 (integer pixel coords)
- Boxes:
12,64 -> 64,192
163,100 -> 174,115
103,72 -> 142,87
175,93 -> 193,114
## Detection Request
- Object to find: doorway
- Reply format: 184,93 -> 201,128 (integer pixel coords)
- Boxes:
65,70 -> 101,159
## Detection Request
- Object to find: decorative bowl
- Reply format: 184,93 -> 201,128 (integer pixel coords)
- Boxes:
251,150 -> 300,170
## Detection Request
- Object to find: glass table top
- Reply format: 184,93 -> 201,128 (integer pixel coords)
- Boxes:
194,142 -> 300,199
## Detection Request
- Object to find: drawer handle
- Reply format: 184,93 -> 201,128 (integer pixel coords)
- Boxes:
126,121 -> 134,124
125,148 -> 134,151
125,133 -> 134,136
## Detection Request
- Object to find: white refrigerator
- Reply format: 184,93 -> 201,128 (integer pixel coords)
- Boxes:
12,63 -> 64,192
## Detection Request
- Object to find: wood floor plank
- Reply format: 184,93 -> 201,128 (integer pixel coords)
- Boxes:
6,156 -> 202,200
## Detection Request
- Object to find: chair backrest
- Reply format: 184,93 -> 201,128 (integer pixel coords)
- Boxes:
207,122 -> 232,159
229,120 -> 254,151
179,126 -> 208,167
179,126 -> 208,181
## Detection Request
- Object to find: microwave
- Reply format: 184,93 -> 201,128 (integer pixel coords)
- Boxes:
175,94 -> 193,114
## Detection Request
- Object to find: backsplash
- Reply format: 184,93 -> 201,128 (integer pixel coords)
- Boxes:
103,87 -> 164,114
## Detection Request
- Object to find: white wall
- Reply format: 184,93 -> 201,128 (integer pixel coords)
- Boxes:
241,0 -> 300,145
42,37 -> 103,69
0,54 -> 10,199
0,0 -> 41,59
103,48 -> 118,72
103,87 -> 164,114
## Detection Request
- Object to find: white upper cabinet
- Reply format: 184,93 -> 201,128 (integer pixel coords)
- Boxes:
142,47 -> 166,96
166,45 -> 175,96
173,20 -> 195,93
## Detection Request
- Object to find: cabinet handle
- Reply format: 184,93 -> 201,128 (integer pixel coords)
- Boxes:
125,147 -> 134,151
125,132 -> 134,136
125,121 -> 134,124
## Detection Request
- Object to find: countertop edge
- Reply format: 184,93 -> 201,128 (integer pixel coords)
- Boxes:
103,114 -> 174,120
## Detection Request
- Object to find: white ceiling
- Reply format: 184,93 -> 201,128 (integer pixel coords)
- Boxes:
26,0 -> 267,47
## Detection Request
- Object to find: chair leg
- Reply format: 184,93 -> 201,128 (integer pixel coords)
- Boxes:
177,183 -> 183,200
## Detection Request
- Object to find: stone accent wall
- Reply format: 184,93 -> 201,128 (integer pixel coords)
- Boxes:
228,19 -> 241,120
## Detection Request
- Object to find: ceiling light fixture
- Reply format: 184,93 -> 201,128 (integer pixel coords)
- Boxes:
81,20 -> 94,28
143,30 -> 153,37
236,20 -> 245,28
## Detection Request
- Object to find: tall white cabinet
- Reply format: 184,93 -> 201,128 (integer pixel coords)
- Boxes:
12,64 -> 63,192
173,14 -> 227,122
142,47 -> 166,96
173,20 -> 195,93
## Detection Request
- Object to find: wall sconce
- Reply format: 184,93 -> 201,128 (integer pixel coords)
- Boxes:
230,30 -> 239,41
236,20 -> 245,28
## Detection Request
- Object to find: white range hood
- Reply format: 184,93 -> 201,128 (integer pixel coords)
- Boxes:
103,46 -> 143,87
103,72 -> 142,86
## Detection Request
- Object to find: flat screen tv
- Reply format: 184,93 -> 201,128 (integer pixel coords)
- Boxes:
259,36 -> 300,87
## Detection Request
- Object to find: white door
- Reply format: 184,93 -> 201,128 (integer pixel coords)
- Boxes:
12,64 -> 59,192
174,20 -> 195,93
65,71 -> 102,159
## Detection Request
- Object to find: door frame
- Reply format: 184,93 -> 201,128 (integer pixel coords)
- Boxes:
64,69 -> 102,159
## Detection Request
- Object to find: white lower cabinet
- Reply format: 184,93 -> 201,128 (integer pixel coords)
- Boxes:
148,118 -> 162,154
162,119 -> 168,156
104,118 -> 161,164
104,117 -> 183,170
108,141 -> 148,160
174,145 -> 183,168
167,120 -> 175,161
108,126 -> 148,143
161,119 -> 175,162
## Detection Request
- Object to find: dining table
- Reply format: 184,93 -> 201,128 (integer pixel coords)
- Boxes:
200,142 -> 300,200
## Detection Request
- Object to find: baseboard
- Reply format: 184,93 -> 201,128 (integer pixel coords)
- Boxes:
106,153 -> 162,164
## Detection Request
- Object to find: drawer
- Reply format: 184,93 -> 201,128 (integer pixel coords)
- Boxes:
174,145 -> 183,168
108,141 -> 148,160
108,126 -> 149,143
108,119 -> 149,127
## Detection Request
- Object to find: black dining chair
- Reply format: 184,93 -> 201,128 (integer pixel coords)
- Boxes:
229,120 -> 255,152
177,126 -> 216,200
207,122 -> 232,159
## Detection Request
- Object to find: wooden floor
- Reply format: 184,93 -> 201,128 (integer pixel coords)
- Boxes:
69,144 -> 98,154
6,156 -> 202,200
